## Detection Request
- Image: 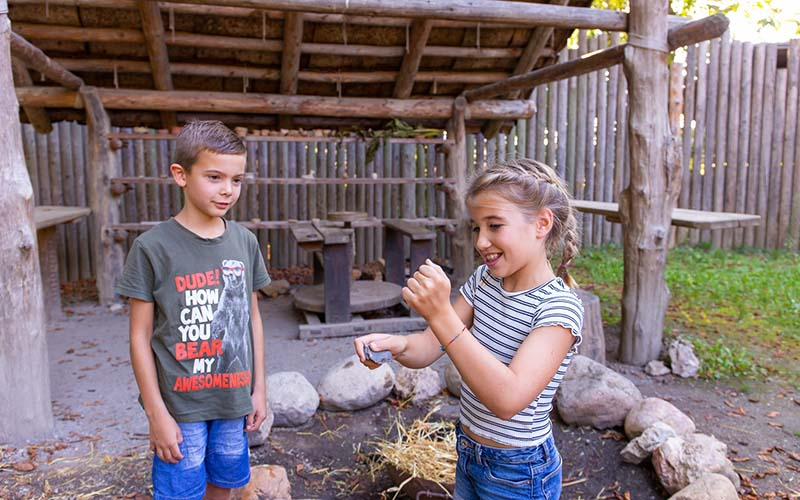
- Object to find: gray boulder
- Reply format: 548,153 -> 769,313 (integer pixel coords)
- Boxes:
669,339 -> 700,378
621,421 -> 677,464
317,355 -> 395,411
667,473 -> 739,500
267,371 -> 319,427
246,404 -> 275,447
394,366 -> 444,403
444,360 -> 462,398
652,434 -> 740,494
556,355 -> 642,429
625,397 -> 696,439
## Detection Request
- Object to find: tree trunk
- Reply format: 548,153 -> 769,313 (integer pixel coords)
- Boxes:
0,5 -> 54,441
618,0 -> 682,365
446,96 -> 473,285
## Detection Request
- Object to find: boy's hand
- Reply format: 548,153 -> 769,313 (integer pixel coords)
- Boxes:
148,410 -> 183,464
354,333 -> 406,369
246,388 -> 267,432
402,259 -> 451,321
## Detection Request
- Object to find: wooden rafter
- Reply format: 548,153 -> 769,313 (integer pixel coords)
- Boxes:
393,19 -> 433,98
13,23 -> 531,59
279,12 -> 303,129
9,32 -> 83,89
464,14 -> 730,102
137,0 -> 177,129
16,87 -> 536,120
482,0 -> 568,139
11,57 -> 52,133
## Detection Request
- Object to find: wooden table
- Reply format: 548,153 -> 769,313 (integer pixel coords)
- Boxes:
35,206 -> 91,321
570,200 -> 761,230
288,217 -> 434,338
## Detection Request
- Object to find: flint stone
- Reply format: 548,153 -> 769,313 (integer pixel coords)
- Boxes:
317,355 -> 395,411
246,404 -> 275,447
621,421 -> 677,464
394,366 -> 445,403
556,355 -> 642,429
444,360 -> 462,398
667,473 -> 739,500
669,339 -> 700,378
645,360 -> 671,376
232,465 -> 291,500
267,371 -> 319,427
364,345 -> 393,364
625,397 -> 696,439
652,434 -> 740,494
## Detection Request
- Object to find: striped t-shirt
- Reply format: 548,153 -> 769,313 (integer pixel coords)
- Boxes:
458,265 -> 584,447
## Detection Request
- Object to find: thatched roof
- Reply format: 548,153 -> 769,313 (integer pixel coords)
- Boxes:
9,0 -> 592,132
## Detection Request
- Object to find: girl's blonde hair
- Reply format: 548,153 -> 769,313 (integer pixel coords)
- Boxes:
465,158 -> 580,288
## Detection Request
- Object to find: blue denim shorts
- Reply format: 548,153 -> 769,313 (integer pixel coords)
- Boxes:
152,417 -> 250,500
454,423 -> 562,500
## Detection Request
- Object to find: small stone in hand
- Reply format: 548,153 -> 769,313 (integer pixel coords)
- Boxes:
363,345 -> 393,364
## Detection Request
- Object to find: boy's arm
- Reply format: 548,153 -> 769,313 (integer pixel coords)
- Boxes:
246,292 -> 267,432
129,298 -> 184,464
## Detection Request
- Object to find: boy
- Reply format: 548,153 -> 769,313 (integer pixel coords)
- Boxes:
116,120 -> 270,500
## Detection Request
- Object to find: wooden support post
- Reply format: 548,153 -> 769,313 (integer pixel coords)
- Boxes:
393,19 -> 433,99
10,56 -> 51,133
482,0 -> 568,139
384,226 -> 405,286
618,0 -> 682,365
446,96 -> 472,285
0,2 -> 54,441
323,242 -> 351,324
9,31 -> 83,89
80,86 -> 125,305
278,12 -> 303,129
137,0 -> 177,129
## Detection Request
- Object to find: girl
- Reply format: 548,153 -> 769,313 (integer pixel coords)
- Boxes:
355,159 -> 583,500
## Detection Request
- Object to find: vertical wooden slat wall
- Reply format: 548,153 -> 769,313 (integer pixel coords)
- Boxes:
19,33 -> 800,284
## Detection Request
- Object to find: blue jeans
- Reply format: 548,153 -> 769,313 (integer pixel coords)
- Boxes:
454,423 -> 562,500
152,417 -> 250,500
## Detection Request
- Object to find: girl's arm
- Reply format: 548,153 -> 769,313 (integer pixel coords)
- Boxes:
247,292 -> 267,432
354,296 -> 474,369
406,261 -> 575,420
129,299 -> 184,463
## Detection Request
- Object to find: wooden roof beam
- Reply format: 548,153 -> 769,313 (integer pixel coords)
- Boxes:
13,23 -> 531,59
16,87 -> 536,120
11,57 -> 52,133
137,0 -> 177,129
482,0 -> 568,138
158,0 -> 628,31
9,32 -> 83,89
278,12 -> 303,129
393,19 -> 433,98
464,14 -> 730,102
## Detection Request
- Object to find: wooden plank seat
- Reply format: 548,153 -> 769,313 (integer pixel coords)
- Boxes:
570,200 -> 761,230
34,206 -> 91,321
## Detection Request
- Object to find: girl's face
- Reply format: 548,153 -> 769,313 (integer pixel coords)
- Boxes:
467,191 -> 554,292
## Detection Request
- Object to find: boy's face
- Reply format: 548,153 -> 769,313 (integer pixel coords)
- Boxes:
170,150 -> 247,220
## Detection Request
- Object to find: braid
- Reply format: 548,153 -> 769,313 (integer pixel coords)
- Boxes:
557,209 -> 580,289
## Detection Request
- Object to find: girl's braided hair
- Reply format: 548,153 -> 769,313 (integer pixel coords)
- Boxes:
465,158 -> 580,288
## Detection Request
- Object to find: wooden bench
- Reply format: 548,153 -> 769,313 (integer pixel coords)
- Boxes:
382,218 -> 437,287
34,206 -> 91,321
570,200 -> 761,230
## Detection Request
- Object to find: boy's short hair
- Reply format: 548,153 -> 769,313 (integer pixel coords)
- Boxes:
173,120 -> 246,171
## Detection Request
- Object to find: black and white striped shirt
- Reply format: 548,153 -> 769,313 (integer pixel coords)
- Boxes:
458,265 -> 583,447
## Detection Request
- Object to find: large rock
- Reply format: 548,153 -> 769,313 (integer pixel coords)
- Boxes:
317,355 -> 395,411
232,465 -> 291,500
669,339 -> 700,378
394,366 -> 444,403
444,360 -> 462,398
556,355 -> 642,429
625,397 -> 696,439
645,360 -> 671,377
246,404 -> 275,447
267,371 -> 319,427
667,473 -> 739,500
620,421 -> 677,464
652,434 -> 740,494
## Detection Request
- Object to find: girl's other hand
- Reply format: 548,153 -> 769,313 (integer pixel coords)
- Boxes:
402,259 -> 451,321
353,333 -> 407,369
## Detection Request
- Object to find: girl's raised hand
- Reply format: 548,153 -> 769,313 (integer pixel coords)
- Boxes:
402,259 -> 451,321
354,333 -> 407,369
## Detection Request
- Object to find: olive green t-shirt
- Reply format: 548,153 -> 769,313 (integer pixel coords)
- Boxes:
116,218 -> 270,422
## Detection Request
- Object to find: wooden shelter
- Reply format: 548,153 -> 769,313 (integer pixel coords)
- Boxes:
2,0 -> 730,439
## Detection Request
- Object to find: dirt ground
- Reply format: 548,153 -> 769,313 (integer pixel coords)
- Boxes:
0,292 -> 798,500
